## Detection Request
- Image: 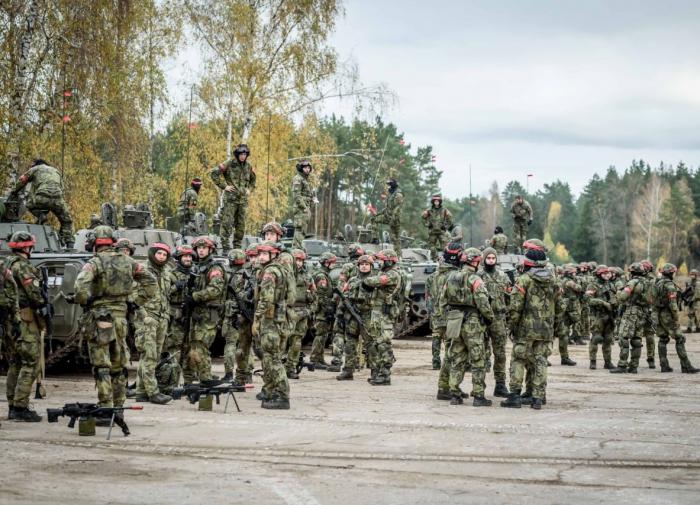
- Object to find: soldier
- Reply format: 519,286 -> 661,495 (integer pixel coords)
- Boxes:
422,194 -> 453,260
184,236 -> 226,381
558,264 -> 580,366
372,178 -> 404,257
253,241 -> 290,409
0,253 -> 20,380
163,245 -> 195,391
210,144 -> 256,252
221,249 -> 249,382
587,265 -> 617,370
501,246 -> 561,410
236,244 -> 260,384
435,243 -> 462,400
310,252 -> 337,368
362,249 -> 402,385
654,264 -> 699,373
686,269 -> 699,333
440,248 -> 495,406
177,177 -> 203,236
610,263 -> 650,374
115,238 -> 136,257
291,160 -> 316,249
4,232 -> 44,421
490,226 -> 508,254
132,243 -> 173,404
72,226 -> 156,411
640,260 -> 658,368
479,247 -> 512,396
287,249 -> 316,379
10,159 -> 74,249
510,195 -> 532,252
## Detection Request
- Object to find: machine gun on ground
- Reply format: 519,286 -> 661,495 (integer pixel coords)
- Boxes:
47,403 -> 143,439
171,379 -> 248,413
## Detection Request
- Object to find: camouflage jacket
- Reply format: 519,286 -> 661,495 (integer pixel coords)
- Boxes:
490,233 -> 508,253
440,265 -> 493,322
169,266 -> 192,320
137,261 -> 172,319
6,254 -> 45,309
210,159 -> 256,203
478,266 -> 511,315
377,189 -> 404,224
13,163 -> 64,199
254,262 -> 287,323
510,200 -> 532,221
616,276 -> 649,314
224,266 -> 254,320
291,173 -> 314,214
585,277 -> 616,317
561,275 -> 583,313
343,270 -> 375,315
312,266 -> 335,314
277,250 -> 297,308
337,261 -> 359,286
422,206 -> 453,234
426,263 -> 456,326
654,278 -> 680,317
363,265 -> 402,315
191,256 -> 226,307
177,188 -> 199,220
510,267 -> 562,341
292,265 -> 316,312
0,258 -> 20,321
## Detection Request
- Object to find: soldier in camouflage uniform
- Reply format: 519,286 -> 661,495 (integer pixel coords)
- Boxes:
0,254 -> 20,380
439,248 -> 494,406
184,236 -> 226,381
253,241 -> 290,409
422,194 -> 454,260
287,249 -> 316,379
362,249 -> 402,385
372,178 -> 404,257
236,245 -> 260,384
574,262 -> 594,344
177,177 -> 203,236
10,159 -> 74,248
654,264 -> 699,373
131,243 -> 173,404
221,249 -> 251,382
490,226 -> 508,254
586,265 -> 617,370
210,144 -> 256,251
310,252 -> 337,368
479,247 -> 512,396
501,243 -> 562,410
435,243 -> 461,400
73,226 -> 156,410
4,232 -> 44,421
641,260 -> 658,368
610,263 -> 650,374
291,160 -> 316,249
558,264 -> 580,366
509,195 -> 532,253
426,256 -> 447,370
686,269 -> 699,333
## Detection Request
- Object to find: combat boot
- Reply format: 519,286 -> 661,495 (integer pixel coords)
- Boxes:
493,382 -> 509,398
312,360 -> 328,370
561,357 -> 577,366
370,375 -> 391,386
520,391 -> 533,405
261,396 -> 290,410
336,370 -> 354,381
13,407 -> 42,422
449,394 -> 464,405
500,391 -> 522,408
647,358 -> 656,369
436,389 -> 452,401
589,360 -> 597,370
609,366 -> 628,374
134,393 -> 150,402
286,370 -> 300,379
531,398 -> 543,410
326,364 -> 341,372
8,406 -> 16,420
149,393 -> 172,405
472,396 -> 492,407
604,361 -> 615,370
685,327 -> 693,333
660,364 -> 673,373
627,367 -> 638,374
222,372 -> 234,382
367,369 -> 378,383
681,365 -> 700,374
256,390 -> 269,401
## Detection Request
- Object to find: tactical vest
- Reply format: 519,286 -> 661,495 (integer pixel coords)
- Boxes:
93,252 -> 136,298
653,278 -> 674,309
444,270 -> 476,307
520,273 -> 557,340
33,165 -> 63,198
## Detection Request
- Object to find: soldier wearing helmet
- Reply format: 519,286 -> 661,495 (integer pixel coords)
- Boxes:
210,144 -> 256,251
585,265 -> 617,370
4,231 -> 45,421
115,238 -> 136,257
310,251 -> 337,368
641,260 -> 659,369
558,264 -> 581,367
510,195 -> 533,254
432,243 -> 461,396
371,178 -> 404,256
131,243 -> 174,404
654,263 -> 699,374
0,250 -> 20,395
490,226 -> 508,254
291,159 -> 316,248
574,262 -> 593,346
286,249 -> 317,379
178,177 -> 203,237
686,269 -> 700,333
183,236 -> 226,383
422,194 -> 454,260
252,241 -> 291,409
10,158 -> 74,249
73,225 -> 157,413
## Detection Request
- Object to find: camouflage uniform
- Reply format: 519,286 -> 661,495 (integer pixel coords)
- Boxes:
12,162 -> 74,246
643,266 -> 657,365
490,233 -> 508,254
177,179 -> 201,236
586,268 -> 616,369
310,255 -> 336,365
686,273 -> 699,332
373,180 -> 404,257
291,162 -> 314,249
329,255 -> 361,370
221,250 -> 253,381
510,199 -> 532,251
210,148 -> 256,250
0,258 -> 20,366
74,227 -> 156,407
422,196 -> 453,260
432,261 -> 458,395
287,251 -> 316,377
559,267 -> 582,362
163,247 -> 194,391
611,264 -> 649,373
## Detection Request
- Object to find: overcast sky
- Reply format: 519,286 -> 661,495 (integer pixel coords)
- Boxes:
325,0 -> 700,198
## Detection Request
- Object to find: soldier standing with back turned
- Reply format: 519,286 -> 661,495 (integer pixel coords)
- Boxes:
510,195 -> 532,253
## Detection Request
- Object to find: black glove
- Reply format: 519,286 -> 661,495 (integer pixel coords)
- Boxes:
175,279 -> 188,291
12,321 -> 22,338
527,219 -> 533,226
184,294 -> 196,306
64,294 -> 76,304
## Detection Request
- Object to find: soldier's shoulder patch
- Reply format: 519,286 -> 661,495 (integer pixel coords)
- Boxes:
515,284 -> 526,295
379,274 -> 390,286
81,263 -> 95,272
3,268 -> 12,280
218,163 -> 227,173
19,173 -> 29,184
669,293 -> 677,299
134,262 -> 144,273
471,278 -> 483,292
21,277 -> 34,286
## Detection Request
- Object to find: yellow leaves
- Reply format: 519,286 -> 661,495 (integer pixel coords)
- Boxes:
550,243 -> 571,264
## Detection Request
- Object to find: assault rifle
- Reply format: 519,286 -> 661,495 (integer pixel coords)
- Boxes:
47,403 -> 142,439
680,283 -> 694,310
171,379 -> 246,413
230,271 -> 254,326
295,351 -> 316,374
333,286 -> 369,367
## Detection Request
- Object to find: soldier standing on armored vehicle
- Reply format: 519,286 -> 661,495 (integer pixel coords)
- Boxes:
586,265 -> 617,370
510,195 -> 532,253
310,252 -> 337,369
10,159 -> 74,249
422,194 -> 453,260
287,249 -> 316,379
177,177 -> 203,236
210,144 -> 256,252
489,226 -> 509,254
372,178 -> 404,257
291,160 -> 316,249
72,226 -> 156,411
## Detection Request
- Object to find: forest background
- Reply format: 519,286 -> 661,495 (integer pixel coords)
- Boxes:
1,0 -> 698,270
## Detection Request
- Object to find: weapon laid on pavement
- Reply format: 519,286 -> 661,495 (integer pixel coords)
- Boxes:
295,351 -> 316,374
47,403 -> 143,439
171,379 -> 249,413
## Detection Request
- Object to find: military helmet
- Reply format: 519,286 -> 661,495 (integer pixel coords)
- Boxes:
148,242 -> 171,264
245,244 -> 258,257
443,242 -> 463,266
8,231 -> 36,249
115,238 -> 136,255
375,249 -> 399,266
523,247 -> 547,268
319,251 -> 337,266
386,177 -> 398,186
192,236 -> 215,250
614,266 -> 624,276
93,225 -> 115,247
257,240 -> 281,255
357,254 -> 373,265
595,264 -> 609,276
348,243 -> 365,259
522,238 -> 546,252
628,262 -> 645,276
296,159 -> 312,172
691,269 -> 699,276
262,221 -> 284,237
460,247 -> 482,267
430,194 -> 442,203
494,225 -> 504,234
640,260 -> 654,273
660,263 -> 677,276
191,177 -> 203,187
173,245 -> 194,259
228,248 -> 246,265
291,249 -> 306,261
234,144 -> 250,156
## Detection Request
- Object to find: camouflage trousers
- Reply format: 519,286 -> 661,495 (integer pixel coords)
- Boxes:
220,200 -> 247,250
589,313 -> 614,364
260,319 -> 289,400
512,220 -> 528,251
509,338 -> 551,400
235,323 -> 253,384
687,302 -> 699,331
561,312 -> 578,355
368,309 -> 395,380
311,313 -> 332,363
389,222 -> 401,258
616,308 -> 645,370
485,318 -> 508,384
5,316 -> 41,408
221,316 -> 240,376
28,194 -> 74,245
331,316 -> 345,366
446,311 -> 486,397
645,326 -> 656,361
432,329 -> 443,368
427,231 -> 446,261
286,311 -> 309,374
435,326 -> 454,392
87,309 -> 129,408
184,311 -> 218,383
342,314 -> 370,372
576,303 -> 591,338
164,316 -> 188,387
134,314 -> 168,397
292,209 -> 310,249
657,311 -> 693,369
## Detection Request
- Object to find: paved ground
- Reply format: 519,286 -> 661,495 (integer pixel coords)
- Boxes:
1,337 -> 699,505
